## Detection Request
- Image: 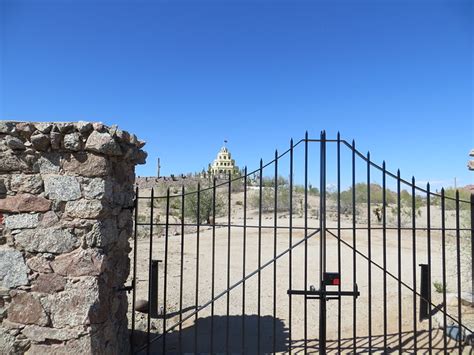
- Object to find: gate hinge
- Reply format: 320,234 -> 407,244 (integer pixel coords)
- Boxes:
117,283 -> 134,293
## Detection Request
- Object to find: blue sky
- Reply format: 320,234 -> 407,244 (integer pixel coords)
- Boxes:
1,0 -> 472,190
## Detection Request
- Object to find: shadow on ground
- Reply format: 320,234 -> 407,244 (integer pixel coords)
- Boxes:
132,314 -> 288,354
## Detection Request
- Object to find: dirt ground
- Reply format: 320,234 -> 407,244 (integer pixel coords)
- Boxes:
128,191 -> 473,354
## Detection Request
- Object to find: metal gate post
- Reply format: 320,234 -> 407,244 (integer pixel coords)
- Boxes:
319,131 -> 327,354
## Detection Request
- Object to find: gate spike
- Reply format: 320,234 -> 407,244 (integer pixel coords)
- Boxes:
383,161 -> 386,170
337,131 -> 340,140
290,138 -> 293,147
367,151 -> 370,159
305,131 -> 308,140
352,139 -> 355,148
427,182 -> 430,190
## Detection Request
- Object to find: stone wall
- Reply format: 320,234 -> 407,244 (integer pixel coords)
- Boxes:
0,121 -> 146,354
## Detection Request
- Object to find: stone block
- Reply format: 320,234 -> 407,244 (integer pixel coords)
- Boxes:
14,228 -> 79,254
7,292 -> 49,326
51,248 -> 104,277
30,133 -> 50,151
64,199 -> 104,219
63,132 -> 82,151
34,154 -> 60,174
5,137 -> 26,151
0,194 -> 51,213
26,255 -> 52,274
85,131 -> 122,156
10,174 -> 43,194
31,273 -> 66,294
5,213 -> 39,229
44,175 -> 81,201
0,153 -> 29,173
22,325 -> 83,342
81,178 -> 112,201
0,249 -> 28,288
63,152 -> 109,177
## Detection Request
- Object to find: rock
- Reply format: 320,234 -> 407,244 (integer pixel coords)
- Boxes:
0,249 -> 29,288
8,292 -> 49,326
0,194 -> 51,213
58,123 -> 75,134
81,178 -> 112,200
5,213 -> 39,229
85,131 -> 122,156
0,121 -> 15,134
50,131 -> 62,150
76,121 -> 93,134
35,123 -> 53,134
14,228 -> 79,254
44,175 -> 81,201
51,248 -> 104,277
16,123 -> 34,137
63,132 -> 82,151
84,219 -> 117,248
34,153 -> 60,174
5,136 -> 26,150
39,211 -> 59,228
32,273 -> 66,293
63,152 -> 109,177
44,277 -> 103,327
10,174 -> 43,194
137,139 -> 146,149
65,199 -> 104,219
26,255 -> 52,273
135,299 -> 148,313
30,133 -> 50,151
22,324 -> 82,342
0,330 -> 18,355
0,153 -> 29,172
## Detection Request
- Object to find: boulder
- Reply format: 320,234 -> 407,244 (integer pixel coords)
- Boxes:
85,131 -> 122,156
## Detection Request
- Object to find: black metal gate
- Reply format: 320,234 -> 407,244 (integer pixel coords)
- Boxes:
128,132 -> 473,354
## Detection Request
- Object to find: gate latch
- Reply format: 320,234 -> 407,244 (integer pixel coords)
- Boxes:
288,272 -> 360,300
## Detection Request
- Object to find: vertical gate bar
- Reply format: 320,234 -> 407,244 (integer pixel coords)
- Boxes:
304,132 -> 308,354
471,194 -> 474,327
146,188 -> 154,354
162,188 -> 170,354
367,152 -> 372,352
258,159 -> 263,354
273,150 -> 278,354
131,187 -> 139,353
441,188 -> 447,352
242,168 -> 248,354
336,133 -> 341,353
289,139 -> 294,355
162,187 -> 170,354
210,178 -> 216,354
179,186 -> 185,353
397,170 -> 402,351
382,162 -> 387,351
226,174 -> 232,354
411,177 -> 417,353
351,140 -> 357,353
319,131 -> 327,354
455,191 -> 462,354
194,184 -> 201,353
426,183 -> 432,354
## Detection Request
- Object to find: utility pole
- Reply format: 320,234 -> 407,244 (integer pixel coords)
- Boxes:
157,158 -> 161,178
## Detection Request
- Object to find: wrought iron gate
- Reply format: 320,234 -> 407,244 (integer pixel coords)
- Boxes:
128,132 -> 473,354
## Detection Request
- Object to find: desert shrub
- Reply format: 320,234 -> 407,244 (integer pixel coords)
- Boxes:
250,186 -> 292,212
184,186 -> 226,223
432,187 -> 471,211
